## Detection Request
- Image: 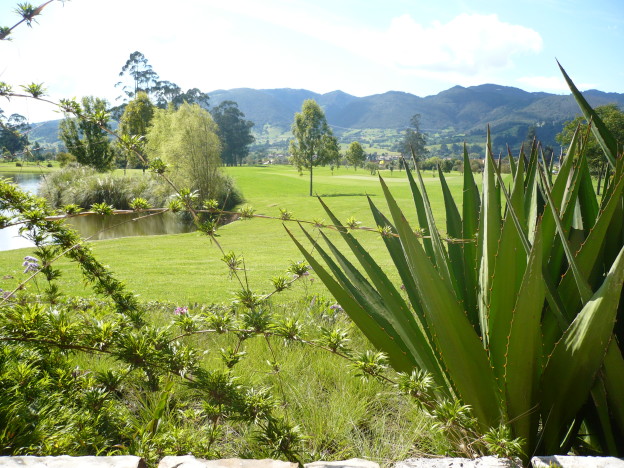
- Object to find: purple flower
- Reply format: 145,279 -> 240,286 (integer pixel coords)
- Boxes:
329,304 -> 344,312
22,256 -> 40,274
174,306 -> 189,315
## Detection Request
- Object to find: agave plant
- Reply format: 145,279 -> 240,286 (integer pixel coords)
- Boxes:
287,65 -> 624,458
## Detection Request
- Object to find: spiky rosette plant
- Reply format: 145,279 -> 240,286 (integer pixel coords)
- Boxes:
287,65 -> 624,458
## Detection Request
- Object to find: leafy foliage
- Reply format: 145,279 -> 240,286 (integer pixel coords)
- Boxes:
211,101 -> 255,167
557,103 -> 624,175
0,111 -> 30,160
289,100 -> 340,196
146,102 -> 242,209
345,141 -> 366,169
58,97 -> 114,171
399,114 -> 428,161
118,92 -> 155,171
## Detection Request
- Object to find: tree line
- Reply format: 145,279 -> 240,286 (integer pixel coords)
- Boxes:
55,51 -> 256,173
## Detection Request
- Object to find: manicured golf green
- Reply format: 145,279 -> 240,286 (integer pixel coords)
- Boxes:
0,165 -> 477,305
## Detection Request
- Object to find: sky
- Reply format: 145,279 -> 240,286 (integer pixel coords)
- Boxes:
1,0 -> 623,123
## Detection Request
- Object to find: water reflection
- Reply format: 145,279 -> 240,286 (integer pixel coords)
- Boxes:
67,211 -> 194,241
0,171 -> 195,251
1,172 -> 46,251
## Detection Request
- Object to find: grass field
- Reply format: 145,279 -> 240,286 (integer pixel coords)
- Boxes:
0,165 -> 477,305
0,161 -> 60,173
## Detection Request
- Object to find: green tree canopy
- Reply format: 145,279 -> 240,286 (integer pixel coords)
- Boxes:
118,91 -> 155,171
400,113 -> 429,162
146,103 -> 224,202
0,111 -> 29,160
557,103 -> 624,174
59,96 -> 114,172
116,51 -> 160,100
116,51 -> 210,111
345,141 -> 366,170
289,99 -> 340,196
211,100 -> 255,166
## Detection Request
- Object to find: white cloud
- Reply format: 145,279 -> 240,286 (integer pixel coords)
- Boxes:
355,13 -> 543,75
517,75 -> 596,93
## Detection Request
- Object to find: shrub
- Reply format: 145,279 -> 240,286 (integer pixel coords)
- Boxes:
56,151 -> 76,167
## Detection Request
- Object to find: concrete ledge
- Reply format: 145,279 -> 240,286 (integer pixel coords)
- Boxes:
157,457 -> 297,468
0,456 -> 146,468
305,459 -> 379,468
531,456 -> 624,468
395,457 -> 522,468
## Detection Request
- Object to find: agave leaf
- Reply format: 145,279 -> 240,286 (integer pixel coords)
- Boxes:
558,61 -> 618,168
602,341 -> 624,440
557,167 -> 624,312
488,150 -> 528,384
545,155 -> 583,289
462,145 -> 481,327
600,155 -> 623,208
538,165 -> 593,306
524,142 -> 541,242
577,152 -> 600,234
540,244 -> 624,453
437,166 -> 469,309
285,224 -> 419,373
403,165 -> 458,297
316,198 -> 448,385
367,197 -> 429,330
588,379 -> 619,454
492,161 -> 569,335
402,159 -> 436,262
507,145 -> 517,177
379,176 -> 502,429
505,221 -> 545,453
478,129 -> 502,345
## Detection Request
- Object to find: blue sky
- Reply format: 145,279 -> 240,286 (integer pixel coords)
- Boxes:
1,0 -> 623,122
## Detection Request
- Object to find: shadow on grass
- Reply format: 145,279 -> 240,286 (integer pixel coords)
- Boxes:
315,193 -> 377,198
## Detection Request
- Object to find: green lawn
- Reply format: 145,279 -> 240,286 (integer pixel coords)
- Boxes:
0,161 -> 60,173
0,165 -> 476,305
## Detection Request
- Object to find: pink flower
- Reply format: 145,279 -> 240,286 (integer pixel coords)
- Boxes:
174,306 -> 188,315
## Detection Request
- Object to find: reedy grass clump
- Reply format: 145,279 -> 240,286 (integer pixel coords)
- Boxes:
39,163 -> 173,210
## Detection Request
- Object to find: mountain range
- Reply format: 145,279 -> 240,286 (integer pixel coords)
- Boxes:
209,84 -> 624,135
31,84 -> 624,149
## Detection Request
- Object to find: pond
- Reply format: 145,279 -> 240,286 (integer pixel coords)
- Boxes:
0,171 -> 195,252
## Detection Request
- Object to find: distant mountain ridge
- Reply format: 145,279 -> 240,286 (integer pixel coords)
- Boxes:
208,84 -> 624,134
30,84 -> 624,149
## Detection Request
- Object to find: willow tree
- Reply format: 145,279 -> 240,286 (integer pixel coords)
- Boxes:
289,99 -> 339,196
146,103 -> 223,202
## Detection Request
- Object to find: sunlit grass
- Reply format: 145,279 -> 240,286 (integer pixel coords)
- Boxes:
0,165 -> 476,304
